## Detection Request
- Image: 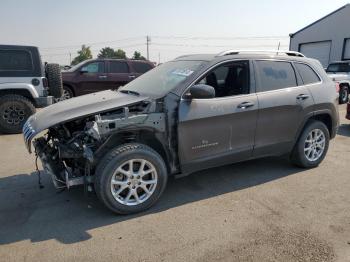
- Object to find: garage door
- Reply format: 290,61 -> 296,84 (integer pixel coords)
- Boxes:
299,41 -> 331,67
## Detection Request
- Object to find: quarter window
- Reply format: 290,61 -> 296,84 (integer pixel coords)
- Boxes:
0,50 -> 33,71
295,63 -> 320,85
110,61 -> 129,73
256,61 -> 297,92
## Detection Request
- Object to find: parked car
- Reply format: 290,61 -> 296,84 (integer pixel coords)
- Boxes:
0,45 -> 63,133
326,61 -> 350,104
23,50 -> 339,214
346,102 -> 350,120
61,59 -> 154,99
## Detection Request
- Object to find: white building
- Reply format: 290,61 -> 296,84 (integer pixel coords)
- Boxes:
290,4 -> 350,67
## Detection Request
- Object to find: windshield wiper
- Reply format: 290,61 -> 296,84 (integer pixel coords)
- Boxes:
119,90 -> 140,96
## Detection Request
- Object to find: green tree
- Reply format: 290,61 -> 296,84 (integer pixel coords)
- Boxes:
71,45 -> 93,65
132,51 -> 146,60
114,49 -> 127,59
98,47 -> 116,58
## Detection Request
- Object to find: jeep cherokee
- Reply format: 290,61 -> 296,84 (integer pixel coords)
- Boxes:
23,50 -> 339,214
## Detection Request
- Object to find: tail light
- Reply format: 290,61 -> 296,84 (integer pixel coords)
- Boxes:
42,77 -> 49,89
335,82 -> 340,93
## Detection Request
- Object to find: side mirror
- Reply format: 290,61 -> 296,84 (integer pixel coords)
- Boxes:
185,84 -> 215,99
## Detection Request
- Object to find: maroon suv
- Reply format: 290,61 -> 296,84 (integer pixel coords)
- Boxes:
61,59 -> 154,99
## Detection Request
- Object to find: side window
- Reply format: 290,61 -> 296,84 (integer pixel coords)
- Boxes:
196,61 -> 250,98
110,61 -> 129,73
132,62 -> 153,73
0,50 -> 33,71
256,61 -> 297,92
81,62 -> 105,73
295,63 -> 321,85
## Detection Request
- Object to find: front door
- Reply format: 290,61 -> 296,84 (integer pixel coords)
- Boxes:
177,60 -> 258,174
75,61 -> 107,95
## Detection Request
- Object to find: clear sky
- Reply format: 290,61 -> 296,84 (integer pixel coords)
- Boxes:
1,0 -> 349,64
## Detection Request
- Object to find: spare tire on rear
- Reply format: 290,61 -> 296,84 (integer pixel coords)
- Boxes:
46,63 -> 63,98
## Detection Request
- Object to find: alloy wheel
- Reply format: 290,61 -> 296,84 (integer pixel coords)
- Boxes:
304,129 -> 326,162
110,159 -> 158,206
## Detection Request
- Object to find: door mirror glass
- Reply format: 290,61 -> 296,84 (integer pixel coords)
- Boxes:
186,84 -> 215,99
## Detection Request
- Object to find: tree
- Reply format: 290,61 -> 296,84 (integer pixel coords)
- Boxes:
114,49 -> 127,59
98,47 -> 116,58
132,51 -> 146,60
71,45 -> 93,65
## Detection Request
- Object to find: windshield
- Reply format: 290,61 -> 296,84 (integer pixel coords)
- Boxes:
326,63 -> 350,73
120,60 -> 205,97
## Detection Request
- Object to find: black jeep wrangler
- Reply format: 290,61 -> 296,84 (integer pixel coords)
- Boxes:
24,50 -> 339,214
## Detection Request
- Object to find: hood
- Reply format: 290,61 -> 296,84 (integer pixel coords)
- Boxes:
327,73 -> 350,81
25,90 -> 148,136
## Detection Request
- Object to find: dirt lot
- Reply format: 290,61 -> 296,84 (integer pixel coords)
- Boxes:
0,105 -> 349,262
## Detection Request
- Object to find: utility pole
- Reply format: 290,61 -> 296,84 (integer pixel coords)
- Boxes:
69,52 -> 72,65
146,36 -> 151,60
158,52 -> 160,64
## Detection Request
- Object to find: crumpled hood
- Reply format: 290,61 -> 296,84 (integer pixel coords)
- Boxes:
327,73 -> 350,82
23,90 -> 148,147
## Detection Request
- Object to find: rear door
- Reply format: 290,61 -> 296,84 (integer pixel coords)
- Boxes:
75,61 -> 107,95
253,60 -> 314,157
106,60 -> 132,90
130,61 -> 154,78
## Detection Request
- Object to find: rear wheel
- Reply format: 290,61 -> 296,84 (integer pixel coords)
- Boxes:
95,143 -> 168,214
339,87 -> 349,104
0,95 -> 35,134
290,120 -> 329,168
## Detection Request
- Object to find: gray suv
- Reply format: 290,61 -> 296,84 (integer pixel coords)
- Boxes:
23,50 -> 339,214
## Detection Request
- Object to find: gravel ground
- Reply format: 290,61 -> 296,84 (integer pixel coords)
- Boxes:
0,105 -> 349,262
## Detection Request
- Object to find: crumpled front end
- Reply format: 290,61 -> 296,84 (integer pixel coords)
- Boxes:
23,99 -> 166,189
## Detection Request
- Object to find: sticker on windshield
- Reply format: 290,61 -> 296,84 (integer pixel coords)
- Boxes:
171,69 -> 194,77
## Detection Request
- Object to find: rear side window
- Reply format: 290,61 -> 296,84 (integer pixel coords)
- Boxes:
295,63 -> 321,85
0,50 -> 33,71
110,61 -> 129,73
256,61 -> 297,92
132,61 -> 153,73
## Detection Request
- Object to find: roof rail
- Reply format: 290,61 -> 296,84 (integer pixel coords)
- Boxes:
216,50 -> 305,57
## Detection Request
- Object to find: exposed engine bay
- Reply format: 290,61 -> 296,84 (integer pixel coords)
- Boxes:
27,100 -> 167,190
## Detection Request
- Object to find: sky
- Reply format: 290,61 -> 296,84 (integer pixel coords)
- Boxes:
1,0 -> 349,64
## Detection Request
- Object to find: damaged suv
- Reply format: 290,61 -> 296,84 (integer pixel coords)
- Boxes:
23,50 -> 339,214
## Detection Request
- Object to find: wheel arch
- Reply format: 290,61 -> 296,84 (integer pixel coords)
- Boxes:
63,83 -> 75,96
94,129 -> 172,173
0,89 -> 36,105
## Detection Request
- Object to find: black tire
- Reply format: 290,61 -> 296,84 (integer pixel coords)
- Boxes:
339,87 -> 349,104
95,143 -> 168,215
0,95 -> 35,134
46,63 -> 63,98
63,86 -> 74,99
290,120 -> 330,168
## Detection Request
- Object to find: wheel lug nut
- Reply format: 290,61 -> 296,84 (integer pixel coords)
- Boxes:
127,182 -> 131,185
130,176 -> 134,179
132,186 -> 135,189
137,176 -> 140,179
138,182 -> 141,185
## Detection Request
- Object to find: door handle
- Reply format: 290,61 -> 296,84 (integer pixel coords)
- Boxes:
296,94 -> 309,100
237,101 -> 255,109
129,75 -> 136,79
99,75 -> 107,79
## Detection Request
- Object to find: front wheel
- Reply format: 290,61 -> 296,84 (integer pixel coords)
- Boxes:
94,143 -> 168,214
290,120 -> 330,168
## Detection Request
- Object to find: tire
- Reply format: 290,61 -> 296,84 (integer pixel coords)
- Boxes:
95,143 -> 168,214
54,86 -> 74,102
0,95 -> 35,134
46,63 -> 63,98
339,87 -> 349,104
290,120 -> 330,168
